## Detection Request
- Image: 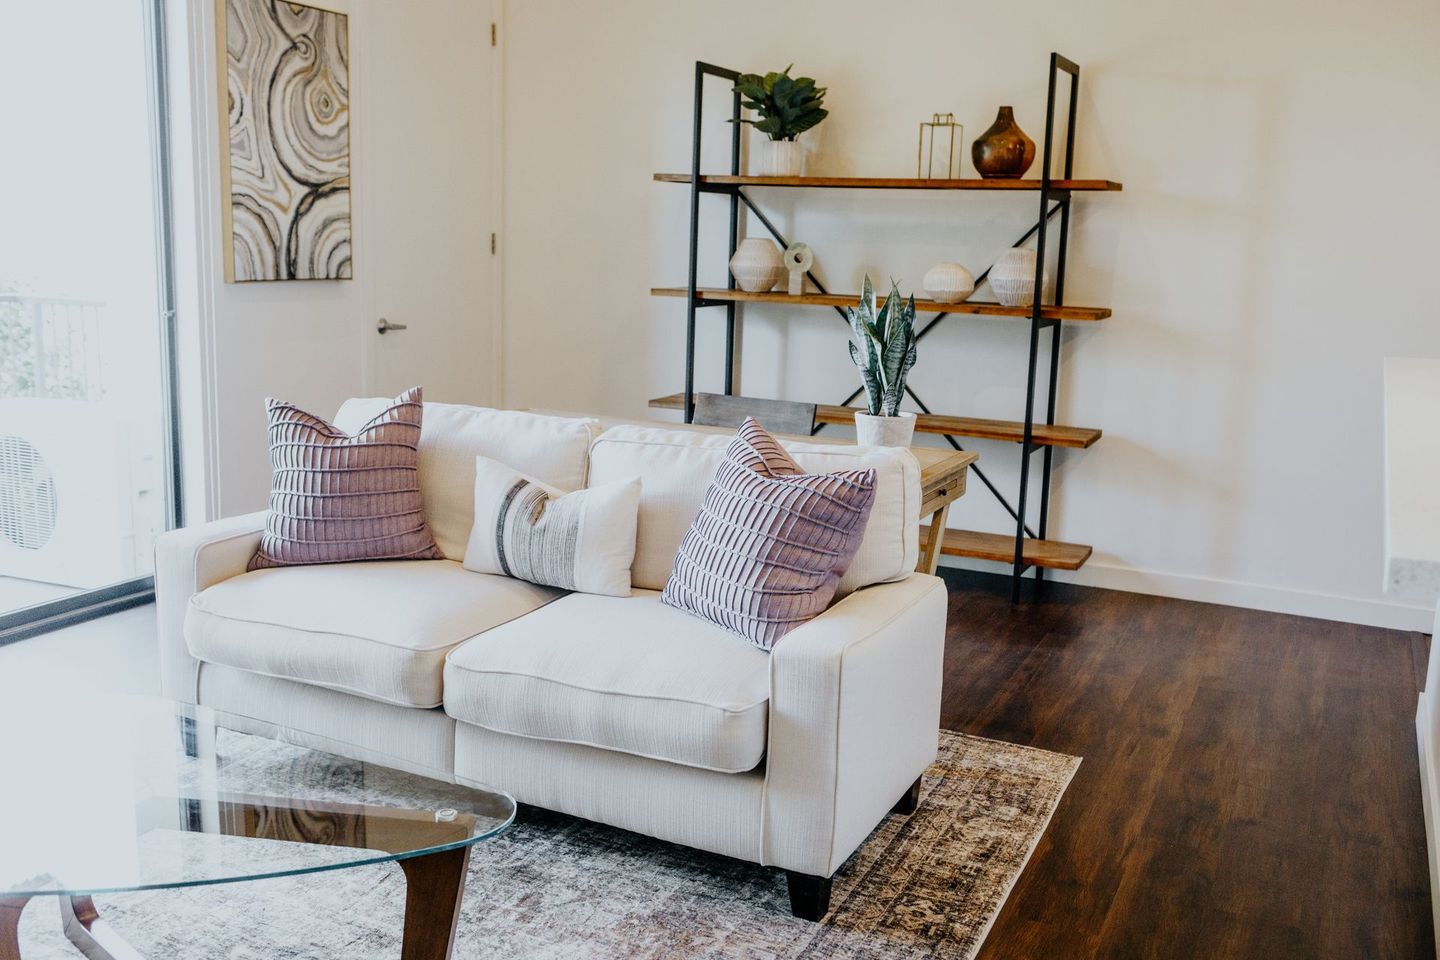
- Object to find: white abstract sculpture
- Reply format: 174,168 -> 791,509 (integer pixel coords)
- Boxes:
784,242 -> 814,296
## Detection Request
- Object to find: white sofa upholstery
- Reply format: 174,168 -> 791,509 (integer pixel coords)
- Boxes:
443,590 -> 771,773
155,404 -> 947,920
188,560 -> 562,708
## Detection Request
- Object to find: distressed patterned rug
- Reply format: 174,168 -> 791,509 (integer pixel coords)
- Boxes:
18,730 -> 1078,959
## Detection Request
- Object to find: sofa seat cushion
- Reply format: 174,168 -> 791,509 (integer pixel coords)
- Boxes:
185,560 -> 562,709
442,590 -> 770,773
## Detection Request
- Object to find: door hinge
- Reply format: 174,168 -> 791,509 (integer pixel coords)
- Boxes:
490,23 -> 497,46
490,233 -> 497,255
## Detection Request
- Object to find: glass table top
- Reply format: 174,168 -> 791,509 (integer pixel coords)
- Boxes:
0,695 -> 515,898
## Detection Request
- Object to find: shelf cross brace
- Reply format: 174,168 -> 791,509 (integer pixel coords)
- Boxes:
736,187 -> 1053,540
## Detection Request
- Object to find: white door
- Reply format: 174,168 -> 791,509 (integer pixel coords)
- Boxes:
361,0 -> 496,405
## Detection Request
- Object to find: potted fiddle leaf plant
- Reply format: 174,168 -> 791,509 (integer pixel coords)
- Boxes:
847,276 -> 918,447
733,65 -> 828,177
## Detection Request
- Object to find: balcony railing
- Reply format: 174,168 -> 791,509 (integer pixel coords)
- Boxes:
0,295 -> 104,402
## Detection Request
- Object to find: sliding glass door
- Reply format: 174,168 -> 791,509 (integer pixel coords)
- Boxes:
0,0 -> 179,637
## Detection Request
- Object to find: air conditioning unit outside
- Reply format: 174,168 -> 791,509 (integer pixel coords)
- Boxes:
0,397 -> 149,588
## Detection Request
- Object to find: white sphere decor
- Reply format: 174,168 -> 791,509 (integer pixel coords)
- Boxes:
922,263 -> 975,303
989,248 -> 1048,307
728,238 -> 784,293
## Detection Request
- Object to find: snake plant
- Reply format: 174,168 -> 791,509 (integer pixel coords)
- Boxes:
846,276 -> 917,417
732,66 -> 828,141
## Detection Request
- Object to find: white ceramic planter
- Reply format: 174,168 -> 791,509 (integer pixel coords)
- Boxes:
757,139 -> 804,177
854,411 -> 917,448
728,238 -> 784,292
989,248 -> 1048,307
922,263 -> 976,303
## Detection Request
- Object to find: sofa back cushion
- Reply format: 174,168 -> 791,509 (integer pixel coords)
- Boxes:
661,419 -> 877,649
587,424 -> 920,594
334,399 -> 600,561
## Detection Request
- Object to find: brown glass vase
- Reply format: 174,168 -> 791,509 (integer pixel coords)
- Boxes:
971,106 -> 1036,179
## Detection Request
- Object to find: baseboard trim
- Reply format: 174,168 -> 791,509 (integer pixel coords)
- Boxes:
938,556 -> 1433,632
1417,694 -> 1440,958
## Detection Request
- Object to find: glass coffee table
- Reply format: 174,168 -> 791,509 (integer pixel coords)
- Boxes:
0,696 -> 514,959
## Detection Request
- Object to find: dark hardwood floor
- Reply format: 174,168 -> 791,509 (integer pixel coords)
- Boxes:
938,568 -> 1434,960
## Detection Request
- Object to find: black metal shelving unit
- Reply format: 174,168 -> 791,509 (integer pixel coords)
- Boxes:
652,54 -> 1121,602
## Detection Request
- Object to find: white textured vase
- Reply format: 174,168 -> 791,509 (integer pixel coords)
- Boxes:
757,139 -> 804,177
989,248 -> 1048,307
854,411 -> 917,448
922,263 -> 976,303
728,238 -> 784,293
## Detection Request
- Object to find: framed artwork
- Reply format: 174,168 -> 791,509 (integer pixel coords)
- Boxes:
217,0 -> 352,282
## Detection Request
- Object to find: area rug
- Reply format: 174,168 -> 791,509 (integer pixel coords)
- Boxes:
18,730 -> 1079,959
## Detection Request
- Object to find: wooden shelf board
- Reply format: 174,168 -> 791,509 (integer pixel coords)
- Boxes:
655,173 -> 1123,192
648,394 -> 1102,449
938,528 -> 1093,570
652,286 -> 1109,323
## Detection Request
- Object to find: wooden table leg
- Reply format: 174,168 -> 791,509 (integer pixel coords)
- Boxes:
398,846 -> 471,960
2,849 -> 474,960
1,897 -> 28,960
919,501 -> 952,576
60,895 -> 141,960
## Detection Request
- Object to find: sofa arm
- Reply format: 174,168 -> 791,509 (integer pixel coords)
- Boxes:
154,512 -> 267,703
760,573 -> 947,877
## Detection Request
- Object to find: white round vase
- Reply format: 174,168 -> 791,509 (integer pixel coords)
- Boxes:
922,263 -> 976,303
757,139 -> 804,177
728,238 -> 784,293
854,411 -> 917,448
989,248 -> 1048,307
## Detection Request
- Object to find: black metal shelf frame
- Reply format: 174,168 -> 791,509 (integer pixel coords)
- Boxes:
674,54 -> 1090,602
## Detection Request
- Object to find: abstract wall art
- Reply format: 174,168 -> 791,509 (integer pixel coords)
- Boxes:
218,0 -> 351,282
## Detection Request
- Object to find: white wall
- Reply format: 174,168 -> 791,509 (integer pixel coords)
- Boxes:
499,0 -> 1440,629
172,0 -> 367,521
170,0 -> 496,521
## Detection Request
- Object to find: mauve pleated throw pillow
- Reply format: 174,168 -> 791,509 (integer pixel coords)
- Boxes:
248,386 -> 444,570
661,418 -> 877,650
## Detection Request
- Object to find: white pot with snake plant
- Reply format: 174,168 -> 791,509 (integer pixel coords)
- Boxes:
847,276 -> 919,448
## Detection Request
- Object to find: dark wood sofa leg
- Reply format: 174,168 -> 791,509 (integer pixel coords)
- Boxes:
786,871 -> 833,921
891,776 -> 922,815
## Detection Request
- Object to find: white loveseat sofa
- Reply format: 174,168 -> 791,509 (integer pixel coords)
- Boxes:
155,402 -> 948,920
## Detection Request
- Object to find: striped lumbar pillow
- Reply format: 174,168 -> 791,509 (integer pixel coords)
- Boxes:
249,386 -> 444,570
661,418 -> 877,650
463,455 -> 641,597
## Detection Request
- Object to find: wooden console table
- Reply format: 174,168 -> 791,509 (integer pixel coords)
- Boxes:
912,448 -> 977,575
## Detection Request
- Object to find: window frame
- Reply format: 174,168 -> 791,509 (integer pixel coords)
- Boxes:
0,0 -> 183,647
